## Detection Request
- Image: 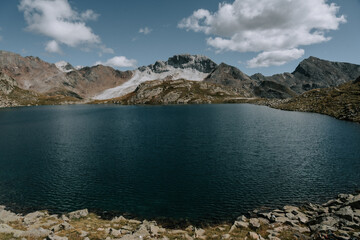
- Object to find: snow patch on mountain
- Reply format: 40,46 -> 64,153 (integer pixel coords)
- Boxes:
55,61 -> 75,73
93,67 -> 209,100
75,65 -> 84,70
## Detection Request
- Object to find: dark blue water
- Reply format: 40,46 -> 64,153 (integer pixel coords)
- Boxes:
0,104 -> 360,222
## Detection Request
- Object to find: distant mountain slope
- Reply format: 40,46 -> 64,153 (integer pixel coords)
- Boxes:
93,54 -> 217,100
0,51 -> 133,99
0,71 -> 81,108
0,71 -> 38,107
94,79 -> 245,105
275,76 -> 360,122
203,62 -> 297,99
204,63 -> 256,97
253,81 -> 298,99
262,57 -> 360,94
65,65 -> 133,98
2,50 -> 360,104
0,50 -> 67,93
205,57 -> 360,99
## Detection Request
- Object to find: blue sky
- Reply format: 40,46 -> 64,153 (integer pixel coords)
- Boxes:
0,0 -> 359,76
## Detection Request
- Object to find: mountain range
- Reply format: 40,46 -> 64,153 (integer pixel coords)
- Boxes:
1,49 -> 360,121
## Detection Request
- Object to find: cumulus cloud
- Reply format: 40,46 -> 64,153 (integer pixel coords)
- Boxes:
139,27 -> 152,35
18,0 -> 111,54
95,56 -> 137,68
80,9 -> 99,21
247,49 -> 305,68
45,40 -> 62,54
179,0 -> 346,67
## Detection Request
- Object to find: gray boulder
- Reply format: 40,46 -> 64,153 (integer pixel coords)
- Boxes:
335,206 -> 354,221
68,209 -> 88,219
249,218 -> 261,229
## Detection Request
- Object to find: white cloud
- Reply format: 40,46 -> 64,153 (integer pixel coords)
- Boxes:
95,56 -> 137,68
45,40 -> 62,54
179,0 -> 346,67
139,27 -> 152,35
80,9 -> 99,21
247,49 -> 305,68
18,0 -> 111,54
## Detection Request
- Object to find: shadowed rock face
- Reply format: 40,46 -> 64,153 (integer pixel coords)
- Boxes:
253,81 -> 298,99
204,57 -> 360,99
263,57 -> 360,94
354,76 -> 360,84
166,54 -> 217,73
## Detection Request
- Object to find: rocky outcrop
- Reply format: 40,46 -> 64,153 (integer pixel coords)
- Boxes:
0,71 -> 38,108
95,79 -> 251,105
1,193 -> 359,239
272,78 -> 360,122
0,71 -> 17,95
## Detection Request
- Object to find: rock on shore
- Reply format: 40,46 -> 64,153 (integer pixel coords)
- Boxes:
1,193 -> 359,239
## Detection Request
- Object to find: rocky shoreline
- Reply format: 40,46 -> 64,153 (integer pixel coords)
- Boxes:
1,193 -> 359,240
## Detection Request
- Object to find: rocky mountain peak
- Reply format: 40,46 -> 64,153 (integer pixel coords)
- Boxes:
293,56 -> 360,84
292,57 -> 319,77
166,54 -> 217,73
206,62 -> 252,82
55,61 -> 75,73
138,54 -> 217,74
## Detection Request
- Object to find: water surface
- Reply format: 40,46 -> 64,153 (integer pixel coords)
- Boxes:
0,104 -> 360,222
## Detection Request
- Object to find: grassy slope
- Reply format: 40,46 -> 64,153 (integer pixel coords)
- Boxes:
0,86 -> 82,107
274,80 -> 360,122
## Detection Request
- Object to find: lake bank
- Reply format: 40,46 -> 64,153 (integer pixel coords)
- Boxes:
2,96 -> 359,124
1,192 -> 360,240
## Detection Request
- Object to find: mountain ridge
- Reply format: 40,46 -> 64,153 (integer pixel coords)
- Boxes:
1,50 -> 360,112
